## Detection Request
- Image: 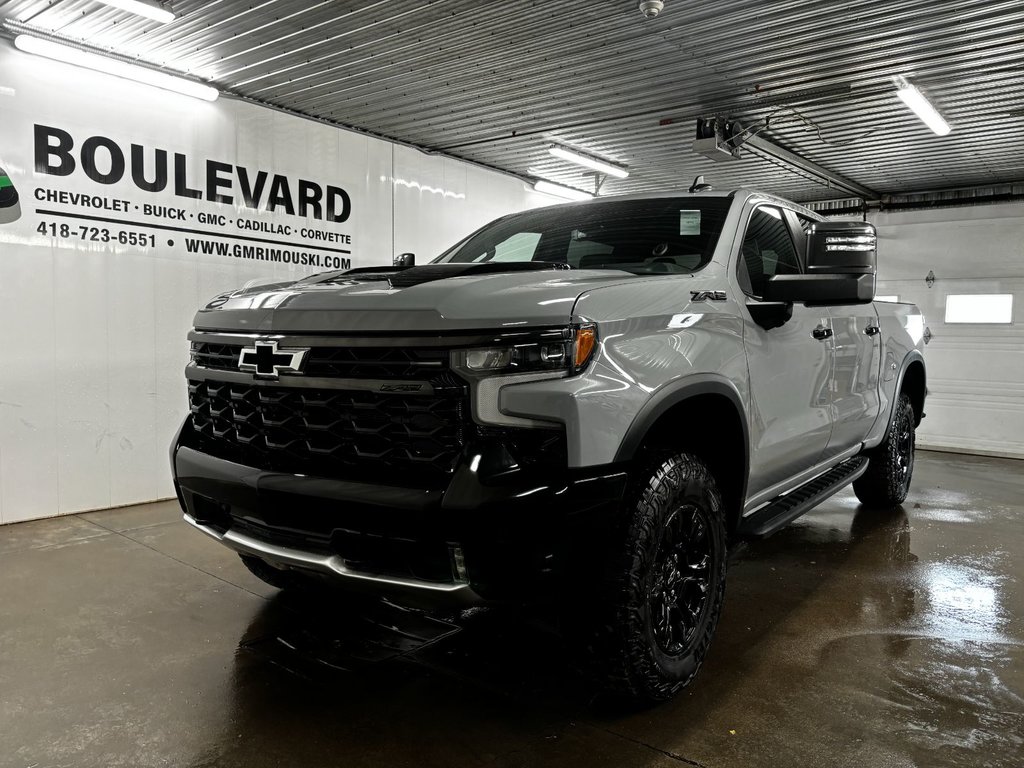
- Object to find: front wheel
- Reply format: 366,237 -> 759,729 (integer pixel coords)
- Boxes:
853,393 -> 916,507
596,453 -> 727,703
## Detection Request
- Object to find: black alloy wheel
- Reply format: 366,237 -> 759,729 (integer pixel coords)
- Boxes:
853,393 -> 917,507
648,503 -> 715,656
895,416 -> 915,496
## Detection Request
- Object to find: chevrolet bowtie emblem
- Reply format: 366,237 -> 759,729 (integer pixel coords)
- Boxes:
238,340 -> 308,378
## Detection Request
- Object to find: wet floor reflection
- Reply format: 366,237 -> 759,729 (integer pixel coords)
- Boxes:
202,499 -> 1022,768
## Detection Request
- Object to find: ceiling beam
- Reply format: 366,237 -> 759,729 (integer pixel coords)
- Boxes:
742,133 -> 879,200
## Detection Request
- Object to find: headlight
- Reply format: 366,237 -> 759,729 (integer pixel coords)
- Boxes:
457,325 -> 597,376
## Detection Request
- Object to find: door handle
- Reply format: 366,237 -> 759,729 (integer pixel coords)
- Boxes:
812,327 -> 833,341
864,325 -> 881,336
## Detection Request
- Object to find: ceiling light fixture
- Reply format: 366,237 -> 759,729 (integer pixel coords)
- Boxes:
548,145 -> 630,179
533,180 -> 594,201
13,35 -> 218,101
893,75 -> 951,136
95,0 -> 175,24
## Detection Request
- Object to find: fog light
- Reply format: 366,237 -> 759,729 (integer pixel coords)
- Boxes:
450,545 -> 469,583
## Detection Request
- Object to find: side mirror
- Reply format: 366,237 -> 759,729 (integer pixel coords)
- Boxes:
394,252 -> 416,267
763,221 -> 877,305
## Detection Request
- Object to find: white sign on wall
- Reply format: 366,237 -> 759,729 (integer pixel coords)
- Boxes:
29,122 -> 356,271
0,44 -> 548,523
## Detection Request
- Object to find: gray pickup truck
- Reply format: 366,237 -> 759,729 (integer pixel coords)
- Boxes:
171,188 -> 926,702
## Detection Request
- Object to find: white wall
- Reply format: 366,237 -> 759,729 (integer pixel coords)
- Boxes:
0,44 -> 552,524
870,203 -> 1024,459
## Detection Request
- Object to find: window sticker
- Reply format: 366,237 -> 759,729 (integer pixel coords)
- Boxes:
679,210 -> 701,236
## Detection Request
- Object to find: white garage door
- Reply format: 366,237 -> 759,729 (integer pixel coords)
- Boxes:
870,203 -> 1024,459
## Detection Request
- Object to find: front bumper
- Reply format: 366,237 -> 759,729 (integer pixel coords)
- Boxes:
171,418 -> 627,607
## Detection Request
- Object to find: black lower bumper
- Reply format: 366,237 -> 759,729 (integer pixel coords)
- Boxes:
171,418 -> 627,605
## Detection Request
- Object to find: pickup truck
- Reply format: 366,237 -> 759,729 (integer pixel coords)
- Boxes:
171,188 -> 927,702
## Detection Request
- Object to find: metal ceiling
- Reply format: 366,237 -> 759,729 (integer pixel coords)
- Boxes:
2,0 -> 1023,203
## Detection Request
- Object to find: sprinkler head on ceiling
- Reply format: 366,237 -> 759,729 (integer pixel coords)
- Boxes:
638,1 -> 665,19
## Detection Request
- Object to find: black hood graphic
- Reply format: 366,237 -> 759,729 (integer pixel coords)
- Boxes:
0,165 -> 21,224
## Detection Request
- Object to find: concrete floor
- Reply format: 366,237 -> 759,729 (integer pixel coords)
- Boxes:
0,450 -> 1021,768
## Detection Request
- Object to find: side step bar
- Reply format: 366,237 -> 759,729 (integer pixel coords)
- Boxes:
739,457 -> 869,538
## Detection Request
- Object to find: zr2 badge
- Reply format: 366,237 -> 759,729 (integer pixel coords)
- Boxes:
690,290 -> 727,302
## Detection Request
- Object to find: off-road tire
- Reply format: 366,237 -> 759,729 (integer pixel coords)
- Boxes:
853,393 -> 916,507
596,453 -> 728,703
239,554 -> 303,590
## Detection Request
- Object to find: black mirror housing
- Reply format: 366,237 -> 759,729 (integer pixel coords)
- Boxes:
763,221 -> 877,306
763,273 -> 876,305
806,220 -> 876,276
394,252 -> 416,267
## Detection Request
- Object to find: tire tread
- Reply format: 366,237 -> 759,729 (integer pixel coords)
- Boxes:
596,453 -> 727,703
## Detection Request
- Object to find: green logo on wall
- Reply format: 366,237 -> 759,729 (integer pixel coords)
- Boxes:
0,166 -> 21,224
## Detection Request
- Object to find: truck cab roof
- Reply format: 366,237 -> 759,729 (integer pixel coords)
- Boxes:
532,187 -> 822,221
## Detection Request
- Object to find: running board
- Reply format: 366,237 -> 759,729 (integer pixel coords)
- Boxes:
739,457 -> 869,538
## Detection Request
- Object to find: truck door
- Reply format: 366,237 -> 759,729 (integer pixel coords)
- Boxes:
789,213 -> 884,458
825,302 -> 882,455
738,205 -> 835,497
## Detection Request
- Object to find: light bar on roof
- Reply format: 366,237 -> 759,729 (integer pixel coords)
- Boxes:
14,35 -> 218,101
548,145 -> 630,179
893,75 -> 951,136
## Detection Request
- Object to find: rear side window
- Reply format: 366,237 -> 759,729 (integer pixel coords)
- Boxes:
740,207 -> 801,296
797,215 -> 816,234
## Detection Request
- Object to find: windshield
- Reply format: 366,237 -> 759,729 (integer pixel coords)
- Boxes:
434,197 -> 733,275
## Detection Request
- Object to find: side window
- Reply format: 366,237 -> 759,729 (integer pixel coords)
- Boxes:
740,207 -> 801,297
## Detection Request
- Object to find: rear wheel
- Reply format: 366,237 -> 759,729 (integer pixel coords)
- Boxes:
595,453 -> 727,703
854,393 -> 916,507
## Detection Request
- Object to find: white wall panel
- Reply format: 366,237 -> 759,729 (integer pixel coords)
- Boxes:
871,204 -> 1024,459
391,146 -> 556,261
0,44 -> 545,523
0,244 -> 59,524
53,244 -> 111,514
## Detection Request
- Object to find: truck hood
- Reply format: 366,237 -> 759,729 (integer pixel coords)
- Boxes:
194,264 -> 640,333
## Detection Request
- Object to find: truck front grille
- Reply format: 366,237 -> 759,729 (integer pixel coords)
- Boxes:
187,378 -> 468,484
191,342 -> 449,379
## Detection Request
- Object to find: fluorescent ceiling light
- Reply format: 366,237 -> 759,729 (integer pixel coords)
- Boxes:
533,180 -> 594,201
548,145 -> 629,178
893,75 -> 951,136
96,0 -> 175,24
14,35 -> 218,101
